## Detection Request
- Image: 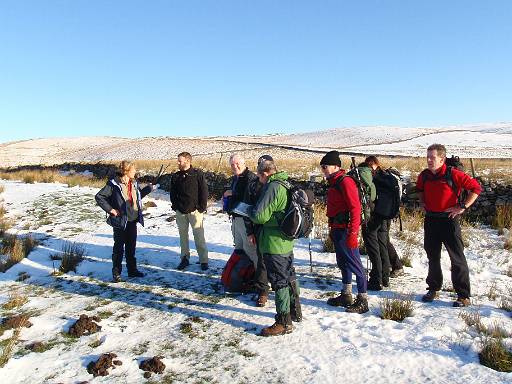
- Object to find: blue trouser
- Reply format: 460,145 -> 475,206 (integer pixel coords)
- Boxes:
331,228 -> 367,294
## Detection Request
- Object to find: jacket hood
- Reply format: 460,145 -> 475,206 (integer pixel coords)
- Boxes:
268,171 -> 288,183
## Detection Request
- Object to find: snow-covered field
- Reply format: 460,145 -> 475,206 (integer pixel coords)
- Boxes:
0,180 -> 511,383
1,122 -> 512,167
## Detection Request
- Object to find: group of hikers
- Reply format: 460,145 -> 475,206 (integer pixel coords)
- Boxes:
95,143 -> 482,337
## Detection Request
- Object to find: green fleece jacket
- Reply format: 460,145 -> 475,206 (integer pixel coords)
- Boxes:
249,171 -> 294,255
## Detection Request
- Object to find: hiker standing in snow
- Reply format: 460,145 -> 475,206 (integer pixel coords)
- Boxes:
223,154 -> 259,266
321,151 -> 369,314
170,152 -> 209,271
364,156 -> 404,279
95,160 -> 155,282
244,154 -> 274,307
417,144 -> 481,307
362,155 -> 398,290
249,159 -> 302,336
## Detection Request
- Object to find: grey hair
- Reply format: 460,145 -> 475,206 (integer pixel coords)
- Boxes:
257,159 -> 277,175
229,153 -> 245,165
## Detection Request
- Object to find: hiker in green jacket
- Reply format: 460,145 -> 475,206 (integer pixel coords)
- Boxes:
249,159 -> 301,336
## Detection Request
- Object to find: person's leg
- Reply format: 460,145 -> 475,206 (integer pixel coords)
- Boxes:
189,210 -> 208,264
175,210 -> 190,260
362,217 -> 382,286
388,239 -> 403,272
112,227 -> 125,277
424,217 -> 444,293
377,218 -> 391,285
233,217 -> 258,267
332,229 -> 352,291
443,219 -> 470,300
124,221 -> 139,274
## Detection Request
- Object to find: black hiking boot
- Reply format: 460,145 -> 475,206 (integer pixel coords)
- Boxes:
200,263 -> 209,271
367,281 -> 383,291
256,291 -> 268,307
327,292 -> 353,307
112,274 -> 123,283
128,270 -> 144,278
176,258 -> 190,270
421,290 -> 439,303
260,314 -> 293,337
346,295 -> 369,314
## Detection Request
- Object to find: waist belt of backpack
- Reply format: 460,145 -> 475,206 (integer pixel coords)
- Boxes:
425,211 -> 450,219
328,212 -> 350,226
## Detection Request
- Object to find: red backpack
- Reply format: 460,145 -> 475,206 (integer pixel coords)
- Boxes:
221,250 -> 255,293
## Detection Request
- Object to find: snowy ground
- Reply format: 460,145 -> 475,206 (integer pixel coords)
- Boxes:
0,180 -> 511,383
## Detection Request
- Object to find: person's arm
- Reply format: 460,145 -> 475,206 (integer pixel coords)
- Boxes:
139,184 -> 153,199
445,171 -> 481,218
95,183 -> 120,216
169,174 -> 177,210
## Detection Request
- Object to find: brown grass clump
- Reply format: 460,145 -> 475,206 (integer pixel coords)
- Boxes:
493,204 -> 512,232
379,293 -> 414,322
0,234 -> 38,272
59,241 -> 85,273
1,291 -> 28,310
479,337 -> 512,372
0,314 -> 31,367
0,184 -> 4,193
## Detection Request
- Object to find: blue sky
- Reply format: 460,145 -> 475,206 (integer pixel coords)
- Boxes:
1,1 -> 511,142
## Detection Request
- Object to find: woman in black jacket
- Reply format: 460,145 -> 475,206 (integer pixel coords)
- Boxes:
95,160 -> 155,282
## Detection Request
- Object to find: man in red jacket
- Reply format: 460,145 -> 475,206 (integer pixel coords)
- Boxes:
321,151 -> 368,314
416,144 -> 481,307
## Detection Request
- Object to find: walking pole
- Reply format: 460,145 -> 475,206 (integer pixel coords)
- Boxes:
309,226 -> 313,274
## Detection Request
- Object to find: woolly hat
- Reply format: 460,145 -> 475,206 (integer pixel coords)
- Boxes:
258,154 -> 274,165
320,151 -> 341,167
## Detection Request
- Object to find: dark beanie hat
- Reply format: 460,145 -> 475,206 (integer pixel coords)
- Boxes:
258,154 -> 274,165
320,151 -> 341,167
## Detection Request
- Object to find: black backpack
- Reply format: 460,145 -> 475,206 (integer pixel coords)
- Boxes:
273,180 -> 315,239
373,168 -> 402,220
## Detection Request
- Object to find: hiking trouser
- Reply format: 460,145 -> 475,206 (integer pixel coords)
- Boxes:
424,216 -> 470,298
331,228 -> 367,294
388,240 -> 402,270
362,214 -> 391,285
112,220 -> 138,275
176,210 -> 208,263
263,252 -> 298,315
231,216 -> 258,267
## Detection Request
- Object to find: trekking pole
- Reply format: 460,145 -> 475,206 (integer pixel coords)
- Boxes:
155,163 -> 171,184
309,226 -> 313,274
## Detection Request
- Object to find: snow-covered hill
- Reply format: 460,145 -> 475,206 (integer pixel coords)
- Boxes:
1,122 -> 511,167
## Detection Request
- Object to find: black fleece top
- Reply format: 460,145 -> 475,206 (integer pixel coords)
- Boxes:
169,167 -> 208,214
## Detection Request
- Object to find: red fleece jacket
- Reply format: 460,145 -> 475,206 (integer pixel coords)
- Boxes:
326,170 -> 361,233
416,163 -> 482,212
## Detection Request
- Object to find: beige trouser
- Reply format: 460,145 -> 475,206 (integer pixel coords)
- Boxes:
231,216 -> 258,267
175,210 -> 208,263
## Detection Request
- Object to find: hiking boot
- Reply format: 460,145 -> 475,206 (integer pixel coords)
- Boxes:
367,281 -> 383,291
390,268 -> 404,278
256,292 -> 268,307
260,314 -> 293,337
112,274 -> 123,283
421,290 -> 439,303
200,263 -> 209,271
128,270 -> 144,278
453,297 -> 470,307
382,279 -> 389,288
327,292 -> 353,307
176,258 -> 190,270
346,295 -> 369,314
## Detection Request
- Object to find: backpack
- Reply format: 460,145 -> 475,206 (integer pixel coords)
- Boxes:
221,250 -> 255,292
373,168 -> 402,219
273,180 -> 315,239
334,167 -> 375,223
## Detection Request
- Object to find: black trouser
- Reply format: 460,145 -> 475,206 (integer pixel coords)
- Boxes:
112,220 -> 138,275
363,214 -> 391,285
253,247 -> 269,294
424,216 -> 470,298
388,240 -> 402,270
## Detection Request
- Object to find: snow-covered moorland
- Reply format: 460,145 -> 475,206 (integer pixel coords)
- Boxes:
0,180 -> 511,383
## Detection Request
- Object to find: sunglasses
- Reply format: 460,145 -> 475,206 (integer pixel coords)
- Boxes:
321,165 -> 329,169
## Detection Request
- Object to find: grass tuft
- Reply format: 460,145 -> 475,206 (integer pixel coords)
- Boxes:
479,337 -> 512,372
59,241 -> 85,273
379,293 -> 414,322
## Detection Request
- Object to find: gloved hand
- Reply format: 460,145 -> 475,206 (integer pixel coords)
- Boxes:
346,232 -> 358,249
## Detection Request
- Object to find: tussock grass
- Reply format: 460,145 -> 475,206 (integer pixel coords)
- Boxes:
0,315 -> 30,367
0,184 -> 4,193
379,293 -> 414,322
0,234 -> 38,272
479,337 -> 512,372
399,208 -> 424,233
312,203 -> 334,252
493,204 -> 512,232
459,309 -> 511,338
1,291 -> 28,310
504,231 -> 512,251
487,280 -> 498,301
59,241 -> 85,273
0,170 -> 106,188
